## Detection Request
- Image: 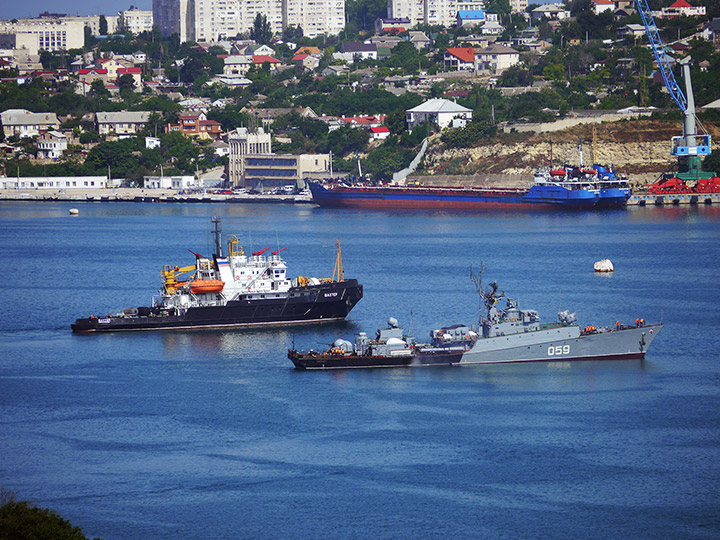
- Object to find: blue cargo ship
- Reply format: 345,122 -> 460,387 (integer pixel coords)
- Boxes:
309,180 -> 599,210
536,164 -> 631,208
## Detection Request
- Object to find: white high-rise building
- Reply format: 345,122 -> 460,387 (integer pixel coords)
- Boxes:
283,0 -> 345,38
237,0 -> 283,39
154,0 -> 342,43
388,0 -> 424,27
388,0 -> 458,27
119,8 -> 154,34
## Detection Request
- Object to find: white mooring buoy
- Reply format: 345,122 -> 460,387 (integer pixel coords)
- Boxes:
594,259 -> 614,272
69,208 -> 79,215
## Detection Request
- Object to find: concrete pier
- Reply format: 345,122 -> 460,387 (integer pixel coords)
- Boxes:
0,188 -> 314,204
628,192 -> 720,206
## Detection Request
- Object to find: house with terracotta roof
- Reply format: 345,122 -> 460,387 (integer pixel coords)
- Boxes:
370,126 -> 390,140
252,55 -> 281,71
295,46 -> 322,56
166,111 -> 222,139
79,68 -> 108,85
97,57 -> 133,79
659,0 -> 706,17
117,67 -> 142,88
374,17 -> 410,34
291,53 -> 319,71
340,115 -> 387,129
593,0 -> 615,14
444,47 -> 476,71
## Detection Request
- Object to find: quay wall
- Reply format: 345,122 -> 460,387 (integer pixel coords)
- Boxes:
0,188 -> 313,204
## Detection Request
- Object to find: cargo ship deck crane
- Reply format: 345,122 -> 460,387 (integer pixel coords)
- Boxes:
635,0 -> 713,180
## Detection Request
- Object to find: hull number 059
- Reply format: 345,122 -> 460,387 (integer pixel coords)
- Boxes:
547,345 -> 570,356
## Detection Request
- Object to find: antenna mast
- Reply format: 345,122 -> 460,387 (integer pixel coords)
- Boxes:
332,239 -> 344,282
211,216 -> 223,257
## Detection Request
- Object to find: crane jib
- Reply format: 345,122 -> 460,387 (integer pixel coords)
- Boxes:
634,0 -> 687,112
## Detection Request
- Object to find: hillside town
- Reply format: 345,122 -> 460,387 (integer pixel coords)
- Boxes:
0,0 -> 718,194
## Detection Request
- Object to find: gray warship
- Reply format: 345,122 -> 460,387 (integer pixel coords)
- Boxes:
413,265 -> 662,366
288,264 -> 662,370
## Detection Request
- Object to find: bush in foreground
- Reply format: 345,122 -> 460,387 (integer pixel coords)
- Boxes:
0,491 -> 101,540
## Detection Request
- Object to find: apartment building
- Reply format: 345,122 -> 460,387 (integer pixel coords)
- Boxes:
0,109 -> 59,138
154,0 -> 342,42
0,17 -> 84,55
388,0 -> 458,28
119,8 -> 154,34
284,0 -> 345,38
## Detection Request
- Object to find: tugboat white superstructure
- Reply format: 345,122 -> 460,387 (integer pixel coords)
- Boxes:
72,217 -> 363,333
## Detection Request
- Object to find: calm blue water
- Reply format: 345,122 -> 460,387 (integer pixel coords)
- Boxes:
1,201 -> 720,540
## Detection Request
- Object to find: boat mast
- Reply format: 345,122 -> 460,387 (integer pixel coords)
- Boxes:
332,239 -> 344,282
211,216 -> 223,257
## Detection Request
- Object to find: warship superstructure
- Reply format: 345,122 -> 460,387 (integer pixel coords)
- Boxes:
288,265 -> 661,370
72,218 -> 363,333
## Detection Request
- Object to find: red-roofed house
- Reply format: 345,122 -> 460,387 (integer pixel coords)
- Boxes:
295,46 -> 322,56
370,126 -> 390,140
340,115 -> 387,129
660,0 -> 706,17
117,67 -> 142,88
97,57 -> 133,79
593,0 -> 615,14
252,55 -> 282,71
444,47 -> 476,71
166,112 -> 222,139
79,68 -> 108,85
291,54 -> 319,71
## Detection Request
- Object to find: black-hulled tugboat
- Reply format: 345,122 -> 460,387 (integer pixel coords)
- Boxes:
288,317 -> 415,370
72,217 -> 363,333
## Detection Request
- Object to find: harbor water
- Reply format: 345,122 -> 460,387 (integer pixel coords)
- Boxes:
1,201 -> 719,539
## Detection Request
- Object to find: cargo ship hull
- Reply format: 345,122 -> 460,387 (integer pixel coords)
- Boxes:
72,281 -> 363,333
309,183 -> 598,210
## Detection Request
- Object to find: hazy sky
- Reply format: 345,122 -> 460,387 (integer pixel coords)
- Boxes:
2,0 -> 152,19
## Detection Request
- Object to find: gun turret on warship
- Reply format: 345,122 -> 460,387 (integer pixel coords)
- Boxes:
287,264 -> 662,370
414,264 -> 662,365
72,217 -> 363,333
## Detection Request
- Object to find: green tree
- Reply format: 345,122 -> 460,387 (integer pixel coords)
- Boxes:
0,495 -> 101,540
346,0 -> 388,32
543,63 -> 565,81
99,15 -> 108,35
704,149 -> 720,175
485,0 -> 512,15
90,79 -> 110,98
250,14 -> 273,45
117,73 -> 136,97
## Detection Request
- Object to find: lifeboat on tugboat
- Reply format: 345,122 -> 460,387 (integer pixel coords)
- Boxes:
190,279 -> 224,294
